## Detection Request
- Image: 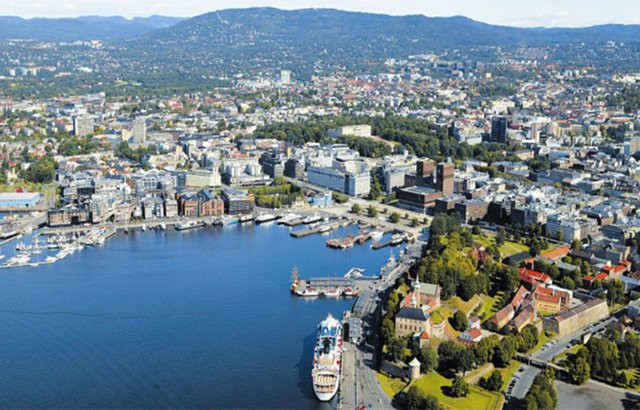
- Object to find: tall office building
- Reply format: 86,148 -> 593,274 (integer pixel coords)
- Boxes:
73,116 -> 94,137
491,116 -> 507,144
436,163 -> 455,196
132,117 -> 147,144
530,122 -> 541,143
280,70 -> 292,85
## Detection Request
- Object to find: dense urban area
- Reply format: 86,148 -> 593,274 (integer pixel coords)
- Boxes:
2,7 -> 640,410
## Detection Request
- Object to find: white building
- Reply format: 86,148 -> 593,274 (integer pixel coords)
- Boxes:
185,168 -> 222,188
328,125 -> 372,139
307,165 -> 370,197
73,116 -> 94,137
132,117 -> 147,144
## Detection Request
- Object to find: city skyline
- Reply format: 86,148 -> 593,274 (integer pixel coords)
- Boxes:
1,0 -> 640,28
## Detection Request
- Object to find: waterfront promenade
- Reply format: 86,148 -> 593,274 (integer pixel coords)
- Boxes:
338,241 -> 422,409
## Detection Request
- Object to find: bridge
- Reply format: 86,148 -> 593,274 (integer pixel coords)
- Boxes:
516,353 -> 566,374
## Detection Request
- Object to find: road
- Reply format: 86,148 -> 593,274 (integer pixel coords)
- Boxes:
283,176 -> 430,238
506,315 -> 617,405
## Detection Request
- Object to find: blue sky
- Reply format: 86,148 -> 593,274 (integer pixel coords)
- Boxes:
2,0 -> 639,27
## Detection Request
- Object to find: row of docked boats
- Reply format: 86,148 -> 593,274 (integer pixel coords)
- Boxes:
295,286 -> 358,298
2,242 -> 84,268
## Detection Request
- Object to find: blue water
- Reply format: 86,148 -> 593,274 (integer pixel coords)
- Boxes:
0,223 -> 395,408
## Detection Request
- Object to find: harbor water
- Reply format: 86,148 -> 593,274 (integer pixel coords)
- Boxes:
0,222 -> 397,408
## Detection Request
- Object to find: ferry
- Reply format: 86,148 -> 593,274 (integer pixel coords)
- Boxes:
296,287 -> 320,297
303,214 -> 322,224
323,288 -> 341,298
175,220 -> 205,231
312,314 -> 343,402
239,214 -> 255,223
342,287 -> 359,297
278,213 -> 301,224
255,213 -> 278,224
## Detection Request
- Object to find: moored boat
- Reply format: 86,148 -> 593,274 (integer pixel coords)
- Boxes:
323,288 -> 341,297
296,287 -> 320,297
255,213 -> 278,224
175,220 -> 205,231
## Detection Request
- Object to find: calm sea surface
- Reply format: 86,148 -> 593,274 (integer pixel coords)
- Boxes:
0,222 -> 396,408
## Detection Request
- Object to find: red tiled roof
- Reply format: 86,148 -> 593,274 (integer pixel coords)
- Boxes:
541,246 -> 571,260
519,268 -> 552,284
467,328 -> 482,339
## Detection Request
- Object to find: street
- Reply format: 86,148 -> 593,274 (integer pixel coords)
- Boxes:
506,315 -> 617,405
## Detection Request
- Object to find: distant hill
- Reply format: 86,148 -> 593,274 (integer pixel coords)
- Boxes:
0,15 -> 185,41
131,7 -> 640,58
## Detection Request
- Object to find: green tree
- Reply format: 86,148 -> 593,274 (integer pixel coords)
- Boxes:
604,279 -> 626,306
496,227 -> 507,247
402,386 -> 442,410
390,212 -> 401,223
388,337 -> 408,362
419,344 -> 439,373
368,205 -> 378,218
351,203 -> 362,215
456,349 -> 475,376
481,370 -> 503,392
572,238 -> 582,251
411,217 -> 420,227
586,337 -> 619,382
449,375 -> 469,398
493,336 -> 516,367
332,192 -> 348,204
450,310 -> 468,332
568,356 -> 590,385
368,170 -> 383,200
524,369 -> 557,410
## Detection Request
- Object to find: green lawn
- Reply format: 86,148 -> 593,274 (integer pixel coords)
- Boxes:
473,234 -> 494,248
445,295 -> 481,316
481,292 -> 503,321
412,372 -> 501,410
531,331 -> 555,353
499,241 -> 529,257
431,309 -> 445,325
376,372 -> 406,398
472,234 -> 530,257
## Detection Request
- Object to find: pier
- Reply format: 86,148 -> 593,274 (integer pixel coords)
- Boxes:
290,222 -> 339,238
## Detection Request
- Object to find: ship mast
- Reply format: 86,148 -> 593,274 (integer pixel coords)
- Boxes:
290,266 -> 299,292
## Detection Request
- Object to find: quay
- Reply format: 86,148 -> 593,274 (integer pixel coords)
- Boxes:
278,217 -> 305,227
290,222 -> 339,238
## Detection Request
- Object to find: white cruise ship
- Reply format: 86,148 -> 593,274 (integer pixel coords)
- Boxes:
312,314 -> 343,401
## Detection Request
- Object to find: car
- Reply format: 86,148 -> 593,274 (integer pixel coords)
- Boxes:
518,367 -> 525,373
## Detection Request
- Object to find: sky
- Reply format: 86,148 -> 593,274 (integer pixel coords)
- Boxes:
2,0 -> 640,27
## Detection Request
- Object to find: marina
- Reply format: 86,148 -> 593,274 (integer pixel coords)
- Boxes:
0,208 -> 414,272
0,220 -> 390,408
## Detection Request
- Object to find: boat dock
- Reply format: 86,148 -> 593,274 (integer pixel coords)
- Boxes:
370,231 -> 414,250
292,276 -> 361,298
278,217 -> 305,227
290,222 -> 339,238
